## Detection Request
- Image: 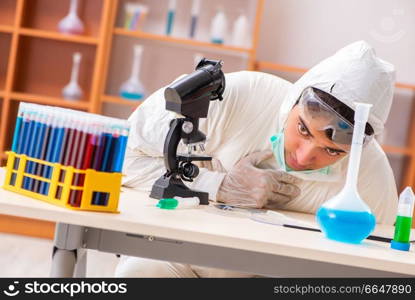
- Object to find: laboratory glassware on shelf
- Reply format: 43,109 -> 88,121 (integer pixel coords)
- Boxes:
189,0 -> 201,39
62,52 -> 83,101
210,7 -> 227,44
58,0 -> 85,35
123,2 -> 149,31
119,44 -> 146,101
316,103 -> 376,244
231,14 -> 250,47
165,0 -> 177,35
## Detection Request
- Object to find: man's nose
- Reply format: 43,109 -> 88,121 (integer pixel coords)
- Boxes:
296,141 -> 317,166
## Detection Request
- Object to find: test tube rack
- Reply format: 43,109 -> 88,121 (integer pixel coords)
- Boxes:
2,152 -> 121,213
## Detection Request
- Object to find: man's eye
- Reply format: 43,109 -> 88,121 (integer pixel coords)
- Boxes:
325,148 -> 340,156
297,122 -> 309,136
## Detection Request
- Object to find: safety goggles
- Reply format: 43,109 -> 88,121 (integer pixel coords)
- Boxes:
297,87 -> 372,150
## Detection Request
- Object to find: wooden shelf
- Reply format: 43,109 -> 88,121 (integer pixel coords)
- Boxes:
396,82 -> 415,91
0,90 -> 5,97
19,28 -> 99,45
382,145 -> 414,156
114,28 -> 253,55
256,61 -> 415,91
0,25 -> 14,33
10,92 -> 89,110
102,94 -> 143,107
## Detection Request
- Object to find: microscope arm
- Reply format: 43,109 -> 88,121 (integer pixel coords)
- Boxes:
163,118 -> 183,173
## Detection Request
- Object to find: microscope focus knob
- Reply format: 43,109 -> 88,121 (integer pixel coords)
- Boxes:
182,162 -> 199,179
182,121 -> 194,134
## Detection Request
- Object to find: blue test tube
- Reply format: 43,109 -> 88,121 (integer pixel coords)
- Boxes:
166,0 -> 176,35
27,112 -> 48,191
111,124 -> 130,173
22,111 -> 36,190
33,112 -> 53,193
11,107 -> 24,153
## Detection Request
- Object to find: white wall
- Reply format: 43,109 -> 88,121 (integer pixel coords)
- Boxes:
259,0 -> 415,84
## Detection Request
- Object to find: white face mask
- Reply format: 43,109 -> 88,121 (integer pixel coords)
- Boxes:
270,131 -> 343,182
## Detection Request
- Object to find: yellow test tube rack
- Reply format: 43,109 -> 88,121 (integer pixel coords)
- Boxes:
2,152 -> 121,213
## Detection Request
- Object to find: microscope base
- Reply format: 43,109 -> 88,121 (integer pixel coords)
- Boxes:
150,175 -> 209,205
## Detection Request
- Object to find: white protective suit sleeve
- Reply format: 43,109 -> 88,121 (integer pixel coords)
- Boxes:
122,80 -> 226,201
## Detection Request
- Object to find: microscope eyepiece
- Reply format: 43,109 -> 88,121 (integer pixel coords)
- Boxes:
164,58 -> 225,118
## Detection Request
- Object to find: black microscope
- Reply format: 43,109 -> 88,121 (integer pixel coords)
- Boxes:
150,58 -> 225,205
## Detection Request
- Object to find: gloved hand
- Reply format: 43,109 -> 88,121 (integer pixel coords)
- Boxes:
216,150 -> 301,208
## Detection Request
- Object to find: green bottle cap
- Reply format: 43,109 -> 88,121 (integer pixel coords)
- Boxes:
157,198 -> 178,210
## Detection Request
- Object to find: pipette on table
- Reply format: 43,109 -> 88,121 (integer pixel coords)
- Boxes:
157,197 -> 199,210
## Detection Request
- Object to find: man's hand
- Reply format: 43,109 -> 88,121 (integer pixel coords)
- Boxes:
216,150 -> 301,208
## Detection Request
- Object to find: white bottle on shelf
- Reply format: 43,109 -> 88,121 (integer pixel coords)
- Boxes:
119,44 -> 146,101
210,7 -> 227,44
62,52 -> 83,101
58,0 -> 85,35
231,14 -> 250,47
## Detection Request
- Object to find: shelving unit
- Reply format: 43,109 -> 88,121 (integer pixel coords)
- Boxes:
0,0 -> 114,239
101,94 -> 142,107
0,0 -> 114,164
113,27 -> 253,54
18,28 -> 99,44
254,60 -> 415,195
10,92 -> 90,110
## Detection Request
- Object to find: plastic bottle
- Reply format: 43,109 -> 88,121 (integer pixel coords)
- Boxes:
165,0 -> 176,35
62,52 -> 83,101
58,0 -> 85,35
119,45 -> 146,101
210,8 -> 227,44
390,187 -> 414,251
231,14 -> 250,47
316,103 -> 376,244
156,197 -> 199,209
189,0 -> 201,39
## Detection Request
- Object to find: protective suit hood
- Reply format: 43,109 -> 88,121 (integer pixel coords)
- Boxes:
276,40 -> 395,182
279,40 -> 396,135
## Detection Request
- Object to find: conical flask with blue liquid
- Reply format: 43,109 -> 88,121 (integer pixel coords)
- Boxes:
119,44 -> 146,101
316,102 -> 376,244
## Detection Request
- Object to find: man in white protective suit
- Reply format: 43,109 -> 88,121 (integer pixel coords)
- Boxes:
115,41 -> 398,277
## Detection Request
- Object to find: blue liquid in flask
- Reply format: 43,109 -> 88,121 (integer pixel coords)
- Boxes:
120,91 -> 144,101
316,207 -> 376,244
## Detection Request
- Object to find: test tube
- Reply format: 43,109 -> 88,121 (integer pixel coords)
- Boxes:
391,187 -> 414,251
166,0 -> 176,35
189,0 -> 200,38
